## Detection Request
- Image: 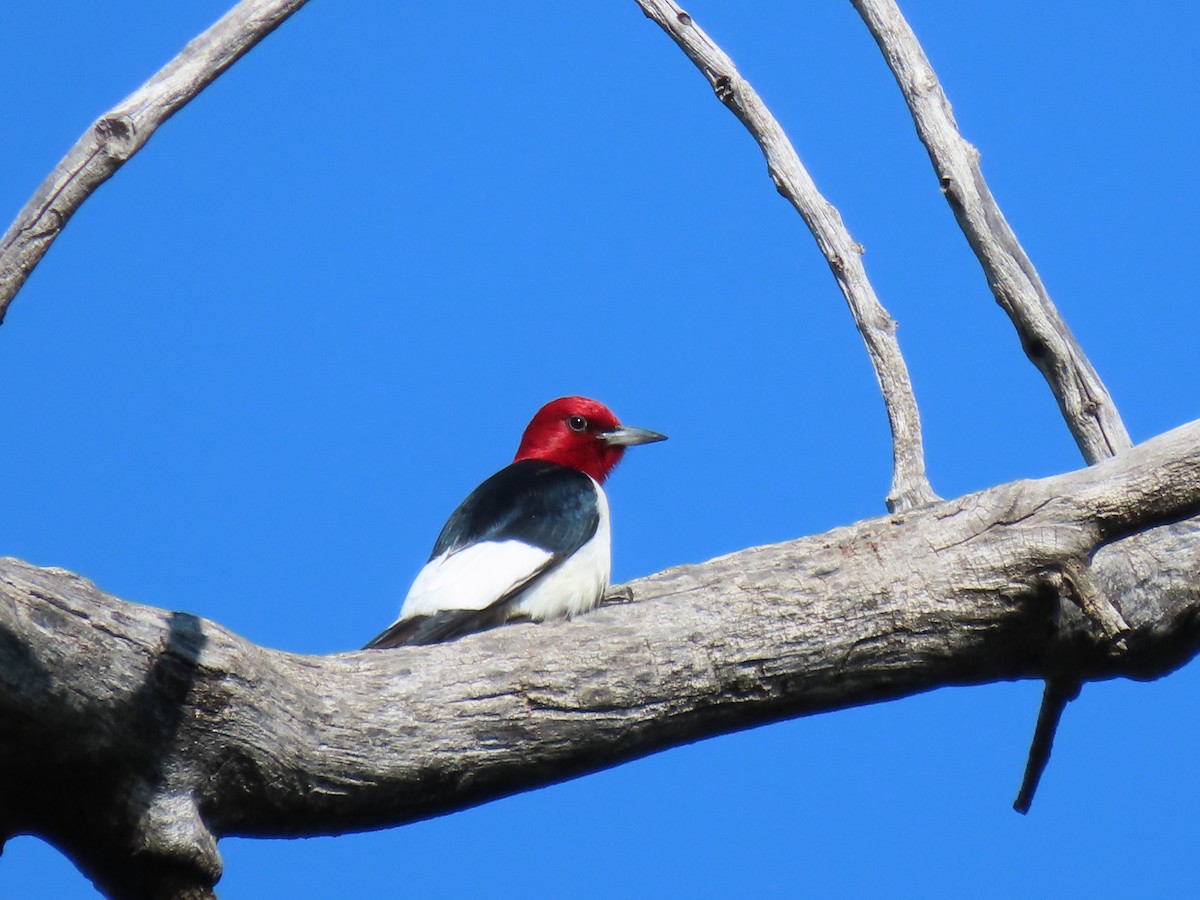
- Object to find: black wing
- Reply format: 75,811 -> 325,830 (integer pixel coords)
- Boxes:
364,460 -> 601,648
430,459 -> 600,559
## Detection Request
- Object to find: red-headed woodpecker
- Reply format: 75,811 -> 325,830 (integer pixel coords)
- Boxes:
365,397 -> 666,648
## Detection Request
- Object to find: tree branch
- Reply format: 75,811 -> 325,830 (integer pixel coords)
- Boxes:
0,0 -> 310,325
849,0 -> 1132,463
848,0 -> 1139,811
5,419 -> 1200,897
635,0 -> 937,513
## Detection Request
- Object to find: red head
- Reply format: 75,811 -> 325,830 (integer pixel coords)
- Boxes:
514,396 -> 667,483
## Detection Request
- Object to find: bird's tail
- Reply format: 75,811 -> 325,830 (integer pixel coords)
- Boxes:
363,606 -> 510,648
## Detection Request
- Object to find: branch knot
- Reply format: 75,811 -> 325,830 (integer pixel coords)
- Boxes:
94,115 -> 138,161
712,74 -> 735,102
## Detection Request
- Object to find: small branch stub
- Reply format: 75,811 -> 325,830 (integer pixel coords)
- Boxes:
1015,558 -> 1131,812
1014,677 -> 1081,814
1055,558 -> 1130,650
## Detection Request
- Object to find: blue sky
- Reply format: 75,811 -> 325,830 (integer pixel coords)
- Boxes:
1,2 -> 1197,897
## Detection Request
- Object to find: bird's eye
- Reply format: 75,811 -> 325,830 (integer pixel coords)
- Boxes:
567,415 -> 588,432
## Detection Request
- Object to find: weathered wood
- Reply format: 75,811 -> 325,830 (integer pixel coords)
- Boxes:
4,419 -> 1199,897
848,0 -> 1138,806
636,0 -> 937,513
850,0 -> 1132,463
0,0 -> 310,325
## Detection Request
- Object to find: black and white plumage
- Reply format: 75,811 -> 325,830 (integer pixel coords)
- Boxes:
364,396 -> 665,648
366,460 -> 609,647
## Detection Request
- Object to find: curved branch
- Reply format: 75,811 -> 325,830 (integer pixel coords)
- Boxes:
0,0 -> 310,325
635,0 -> 937,513
4,419 -> 1200,896
850,0 -> 1132,463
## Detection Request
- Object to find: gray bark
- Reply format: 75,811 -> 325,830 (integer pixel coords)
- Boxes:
636,0 -> 937,513
850,0 -> 1132,462
0,0 -> 310,323
4,418 -> 1199,899
843,0 -> 1135,808
0,2 -> 1182,897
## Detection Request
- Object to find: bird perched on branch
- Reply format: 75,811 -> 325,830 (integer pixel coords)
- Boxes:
365,396 -> 666,648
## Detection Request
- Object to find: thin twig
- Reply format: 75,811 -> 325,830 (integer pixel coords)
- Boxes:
0,0 -> 311,324
636,0 -> 938,513
850,0 -> 1132,464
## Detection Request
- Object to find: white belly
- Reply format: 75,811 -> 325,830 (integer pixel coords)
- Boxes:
512,487 -> 611,621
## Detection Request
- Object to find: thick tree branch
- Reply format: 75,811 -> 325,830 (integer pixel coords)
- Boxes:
635,0 -> 937,513
0,0 -> 310,325
4,419 -> 1200,897
850,0 -> 1132,463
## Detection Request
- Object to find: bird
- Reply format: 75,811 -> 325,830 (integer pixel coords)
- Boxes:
364,396 -> 666,648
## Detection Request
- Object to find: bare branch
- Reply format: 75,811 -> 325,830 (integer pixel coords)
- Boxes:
850,0 -> 1132,463
0,0 -> 310,325
635,0 -> 937,513
848,0 -> 1139,806
5,419 -> 1200,895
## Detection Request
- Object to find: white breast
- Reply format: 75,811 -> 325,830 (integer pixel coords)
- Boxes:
512,481 -> 611,621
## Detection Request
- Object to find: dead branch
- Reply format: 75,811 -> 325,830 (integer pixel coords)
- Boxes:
0,0 -> 310,324
636,0 -> 937,513
850,0 -> 1132,463
4,419 -> 1200,897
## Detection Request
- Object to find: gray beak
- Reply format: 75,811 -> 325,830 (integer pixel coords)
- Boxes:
599,425 -> 668,447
